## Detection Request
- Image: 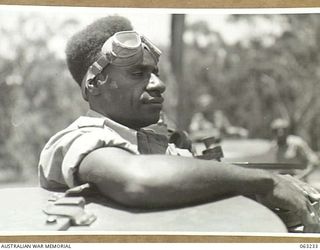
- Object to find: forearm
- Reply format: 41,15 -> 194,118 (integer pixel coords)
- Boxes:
79,148 -> 275,208
117,155 -> 275,208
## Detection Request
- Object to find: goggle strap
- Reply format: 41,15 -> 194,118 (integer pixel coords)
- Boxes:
81,73 -> 90,101
143,45 -> 159,65
91,62 -> 103,75
91,55 -> 110,75
106,51 -> 117,62
81,55 -> 110,101
141,35 -> 162,60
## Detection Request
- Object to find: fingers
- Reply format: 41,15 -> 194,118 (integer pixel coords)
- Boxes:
270,174 -> 320,232
281,175 -> 320,232
281,174 -> 320,201
300,196 -> 320,233
301,199 -> 320,233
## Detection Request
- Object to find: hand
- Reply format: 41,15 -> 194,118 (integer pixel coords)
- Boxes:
256,174 -> 320,233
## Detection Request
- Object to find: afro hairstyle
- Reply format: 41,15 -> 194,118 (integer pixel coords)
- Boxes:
65,15 -> 133,86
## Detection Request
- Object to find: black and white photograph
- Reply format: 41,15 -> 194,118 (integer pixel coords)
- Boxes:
1,5 -> 320,236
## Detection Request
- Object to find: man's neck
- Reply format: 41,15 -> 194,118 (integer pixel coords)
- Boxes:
87,109 -> 138,145
89,107 -> 149,131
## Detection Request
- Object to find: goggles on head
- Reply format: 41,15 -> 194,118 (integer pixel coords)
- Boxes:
81,31 -> 162,101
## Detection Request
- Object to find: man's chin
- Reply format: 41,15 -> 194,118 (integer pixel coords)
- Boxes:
142,102 -> 163,111
136,113 -> 160,128
143,117 -> 160,127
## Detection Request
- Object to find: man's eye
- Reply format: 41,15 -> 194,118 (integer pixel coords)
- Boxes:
132,71 -> 144,77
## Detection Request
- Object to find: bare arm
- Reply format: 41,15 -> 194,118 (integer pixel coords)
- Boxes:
78,147 -> 274,208
78,147 -> 320,232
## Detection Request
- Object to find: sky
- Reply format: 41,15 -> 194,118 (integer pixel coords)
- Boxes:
0,5 -> 319,59
0,5 -> 288,45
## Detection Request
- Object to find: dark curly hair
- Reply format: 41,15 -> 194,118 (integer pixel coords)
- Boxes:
65,15 -> 133,86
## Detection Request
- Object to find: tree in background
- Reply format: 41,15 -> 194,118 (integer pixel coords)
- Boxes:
182,14 -> 320,151
0,14 -> 87,183
170,14 -> 188,130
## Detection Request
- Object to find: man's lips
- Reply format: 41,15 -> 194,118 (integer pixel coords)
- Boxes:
140,93 -> 164,105
145,96 -> 164,104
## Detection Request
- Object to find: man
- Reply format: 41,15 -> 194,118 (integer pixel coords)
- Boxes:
39,16 -> 320,232
271,118 -> 320,180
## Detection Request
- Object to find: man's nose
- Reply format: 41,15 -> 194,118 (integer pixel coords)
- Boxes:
146,74 -> 166,93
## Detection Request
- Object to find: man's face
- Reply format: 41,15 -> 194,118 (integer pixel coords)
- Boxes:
274,127 -> 288,146
98,51 -> 166,129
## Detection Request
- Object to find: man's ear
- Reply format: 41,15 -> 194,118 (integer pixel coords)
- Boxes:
86,81 -> 100,96
87,75 -> 109,96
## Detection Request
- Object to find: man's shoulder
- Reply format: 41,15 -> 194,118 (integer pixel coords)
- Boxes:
39,115 -> 140,189
66,115 -> 106,130
72,116 -> 106,128
43,115 -> 116,150
287,135 -> 307,147
59,115 -> 115,135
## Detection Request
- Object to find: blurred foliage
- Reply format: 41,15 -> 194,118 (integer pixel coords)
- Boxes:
0,14 -> 87,184
1,13 -> 320,185
181,14 -> 320,150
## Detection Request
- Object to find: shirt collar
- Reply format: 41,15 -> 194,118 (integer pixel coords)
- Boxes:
86,109 -> 137,145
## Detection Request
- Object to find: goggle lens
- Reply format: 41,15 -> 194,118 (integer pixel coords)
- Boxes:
114,31 -> 141,48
